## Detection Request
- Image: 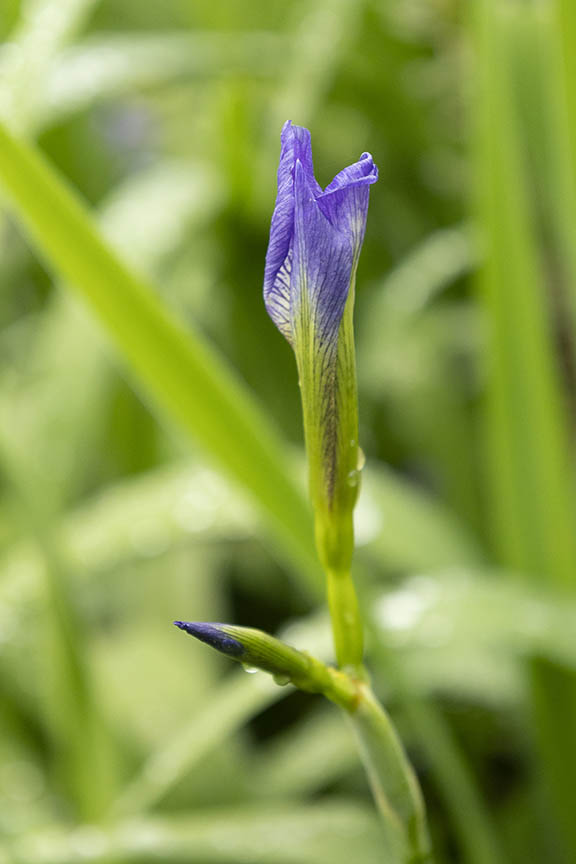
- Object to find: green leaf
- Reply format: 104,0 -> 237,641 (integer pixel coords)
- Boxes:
473,0 -> 576,586
1,160 -> 223,509
472,3 -> 576,856
0,121 -> 319,588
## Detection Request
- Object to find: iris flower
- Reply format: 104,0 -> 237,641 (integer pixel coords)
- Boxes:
264,121 -> 378,572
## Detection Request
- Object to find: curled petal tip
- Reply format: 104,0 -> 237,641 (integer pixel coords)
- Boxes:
173,621 -> 245,657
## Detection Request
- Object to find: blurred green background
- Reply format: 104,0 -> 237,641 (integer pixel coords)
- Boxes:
1,0 -> 576,862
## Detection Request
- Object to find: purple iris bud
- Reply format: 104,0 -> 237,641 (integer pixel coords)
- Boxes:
173,621 -> 245,657
264,120 -> 378,348
263,122 -> 377,574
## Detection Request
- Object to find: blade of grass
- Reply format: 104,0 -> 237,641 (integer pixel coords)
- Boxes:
472,0 -> 576,587
471,2 -> 576,860
0,161 -> 226,823
9,160 -> 223,509
0,121 -> 319,589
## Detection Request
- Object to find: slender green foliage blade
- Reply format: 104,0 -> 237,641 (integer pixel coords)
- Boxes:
472,2 -> 576,859
0,121 -> 319,587
472,0 -> 576,586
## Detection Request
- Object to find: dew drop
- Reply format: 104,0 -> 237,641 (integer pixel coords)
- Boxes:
347,470 -> 359,488
273,673 -> 291,686
242,664 -> 259,674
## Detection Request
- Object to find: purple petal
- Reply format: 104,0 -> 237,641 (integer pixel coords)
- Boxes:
292,159 -> 353,348
318,152 -> 378,239
263,122 -> 322,341
322,151 -> 378,195
280,120 -> 322,197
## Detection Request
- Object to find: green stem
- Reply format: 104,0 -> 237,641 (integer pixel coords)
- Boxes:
326,567 -> 364,674
348,685 -> 432,864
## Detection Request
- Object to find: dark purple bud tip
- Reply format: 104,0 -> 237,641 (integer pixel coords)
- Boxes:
173,621 -> 245,658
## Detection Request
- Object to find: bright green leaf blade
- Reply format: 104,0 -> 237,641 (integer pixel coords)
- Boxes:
472,3 -> 576,856
1,160 -> 223,509
0,121 -> 319,588
472,0 -> 576,586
